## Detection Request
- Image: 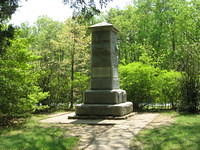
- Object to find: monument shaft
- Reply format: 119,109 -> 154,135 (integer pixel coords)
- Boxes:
91,29 -> 119,90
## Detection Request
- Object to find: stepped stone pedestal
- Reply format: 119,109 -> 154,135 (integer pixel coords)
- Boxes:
69,22 -> 133,119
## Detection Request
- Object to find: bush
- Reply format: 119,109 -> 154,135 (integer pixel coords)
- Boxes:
156,70 -> 183,109
0,33 -> 48,124
120,62 -> 159,110
119,62 -> 183,111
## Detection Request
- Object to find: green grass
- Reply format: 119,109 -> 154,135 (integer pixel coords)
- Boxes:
130,112 -> 200,150
0,114 -> 78,150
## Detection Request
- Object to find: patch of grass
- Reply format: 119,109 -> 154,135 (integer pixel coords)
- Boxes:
0,114 -> 78,150
130,112 -> 200,150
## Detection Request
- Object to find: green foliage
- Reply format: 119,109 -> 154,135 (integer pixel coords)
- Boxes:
0,31 -> 48,120
106,0 -> 200,68
73,72 -> 89,103
0,0 -> 19,55
64,0 -> 113,19
156,70 -> 183,109
2,0 -> 200,113
120,62 -> 183,110
120,62 -> 159,110
130,113 -> 200,150
0,0 -> 19,22
22,17 -> 91,110
177,43 -> 200,113
106,0 -> 200,112
55,19 -> 90,108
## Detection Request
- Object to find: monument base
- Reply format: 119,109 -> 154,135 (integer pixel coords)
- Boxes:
68,102 -> 133,119
84,89 -> 127,104
68,112 -> 135,120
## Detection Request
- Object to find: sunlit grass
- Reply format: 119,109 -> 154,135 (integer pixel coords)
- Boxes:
0,114 -> 78,150
130,112 -> 200,150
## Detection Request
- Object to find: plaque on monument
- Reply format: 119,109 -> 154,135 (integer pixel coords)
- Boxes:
69,22 -> 133,119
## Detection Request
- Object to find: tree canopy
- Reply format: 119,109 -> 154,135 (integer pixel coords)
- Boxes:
1,0 -> 200,125
0,0 -> 19,55
64,0 -> 113,18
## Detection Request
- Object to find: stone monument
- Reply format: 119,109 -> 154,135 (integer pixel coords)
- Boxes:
70,22 -> 133,119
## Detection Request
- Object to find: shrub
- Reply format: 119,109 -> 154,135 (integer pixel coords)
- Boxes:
0,33 -> 48,124
156,70 -> 183,109
119,62 -> 183,111
119,62 -> 159,110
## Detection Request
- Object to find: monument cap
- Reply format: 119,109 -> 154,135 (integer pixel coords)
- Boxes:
89,22 -> 119,32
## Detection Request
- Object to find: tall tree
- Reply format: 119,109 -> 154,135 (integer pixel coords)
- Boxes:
0,29 -> 48,124
53,19 -> 90,109
23,17 -> 90,110
27,17 -> 64,108
105,0 -> 200,112
0,0 -> 19,55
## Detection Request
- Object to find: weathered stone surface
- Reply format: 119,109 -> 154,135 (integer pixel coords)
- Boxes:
92,55 -> 111,67
89,22 -> 119,32
71,22 -> 133,118
84,89 -> 127,104
92,67 -> 111,78
68,112 -> 135,120
91,78 -> 119,90
75,102 -> 133,116
90,23 -> 120,90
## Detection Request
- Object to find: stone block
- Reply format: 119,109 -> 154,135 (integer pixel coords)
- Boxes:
84,89 -> 127,104
92,67 -> 112,78
92,47 -> 111,56
92,55 -> 111,67
91,78 -> 119,90
92,43 -> 110,49
75,102 -> 133,116
92,31 -> 110,42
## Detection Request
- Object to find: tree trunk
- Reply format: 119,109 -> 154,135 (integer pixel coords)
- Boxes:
69,28 -> 75,110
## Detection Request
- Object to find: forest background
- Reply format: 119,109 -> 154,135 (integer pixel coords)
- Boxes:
1,0 -> 200,125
